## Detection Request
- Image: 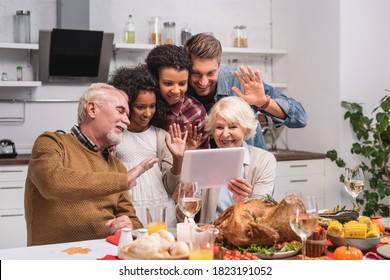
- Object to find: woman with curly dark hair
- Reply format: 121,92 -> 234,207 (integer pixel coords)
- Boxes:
146,44 -> 209,149
108,64 -> 187,227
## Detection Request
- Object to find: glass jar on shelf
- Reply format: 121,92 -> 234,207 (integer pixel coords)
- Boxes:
15,10 -> 31,43
1,72 -> 7,81
233,25 -> 248,48
181,25 -> 191,45
149,16 -> 162,45
163,21 -> 176,45
16,66 -> 23,81
125,14 -> 135,44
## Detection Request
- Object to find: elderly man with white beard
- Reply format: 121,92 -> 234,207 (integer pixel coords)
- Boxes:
24,83 -> 158,246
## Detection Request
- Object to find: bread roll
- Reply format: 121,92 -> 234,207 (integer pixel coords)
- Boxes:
121,229 -> 188,259
152,230 -> 175,251
169,241 -> 189,256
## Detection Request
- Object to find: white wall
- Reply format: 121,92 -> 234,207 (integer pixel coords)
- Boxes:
339,0 -> 390,206
273,0 -> 390,208
0,0 -> 273,153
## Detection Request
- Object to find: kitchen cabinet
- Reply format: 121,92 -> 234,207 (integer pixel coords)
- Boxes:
273,159 -> 325,209
0,165 -> 28,249
114,43 -> 288,88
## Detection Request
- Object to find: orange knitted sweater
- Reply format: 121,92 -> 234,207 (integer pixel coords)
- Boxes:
25,131 -> 142,246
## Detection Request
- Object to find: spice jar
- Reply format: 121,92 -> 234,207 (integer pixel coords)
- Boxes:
16,66 -> 23,81
15,10 -> 31,43
233,25 -> 248,48
149,16 -> 162,45
163,22 -> 176,45
1,72 -> 7,81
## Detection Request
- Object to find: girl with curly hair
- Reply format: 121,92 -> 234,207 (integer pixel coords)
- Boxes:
109,64 -> 187,227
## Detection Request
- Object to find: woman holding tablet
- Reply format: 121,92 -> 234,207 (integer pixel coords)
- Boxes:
177,96 -> 277,223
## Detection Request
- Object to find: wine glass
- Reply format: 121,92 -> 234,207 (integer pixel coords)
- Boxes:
344,167 -> 364,201
289,194 -> 318,260
177,181 -> 202,221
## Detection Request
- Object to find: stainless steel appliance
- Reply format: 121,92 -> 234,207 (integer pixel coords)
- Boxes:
0,139 -> 17,158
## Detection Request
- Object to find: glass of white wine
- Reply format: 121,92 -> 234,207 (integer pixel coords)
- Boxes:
289,194 -> 318,260
344,167 -> 364,201
177,181 -> 202,221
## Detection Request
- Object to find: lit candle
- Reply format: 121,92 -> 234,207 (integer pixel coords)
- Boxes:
176,218 -> 191,243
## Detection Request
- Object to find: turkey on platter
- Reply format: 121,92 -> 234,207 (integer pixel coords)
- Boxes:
214,195 -> 303,247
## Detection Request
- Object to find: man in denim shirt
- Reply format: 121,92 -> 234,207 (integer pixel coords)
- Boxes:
183,33 -> 307,150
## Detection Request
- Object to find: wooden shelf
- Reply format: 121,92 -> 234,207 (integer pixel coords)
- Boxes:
0,81 -> 42,87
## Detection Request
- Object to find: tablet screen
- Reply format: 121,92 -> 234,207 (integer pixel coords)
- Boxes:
181,147 -> 245,188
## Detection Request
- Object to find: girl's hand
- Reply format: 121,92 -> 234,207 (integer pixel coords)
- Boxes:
165,124 -> 187,158
186,124 -> 202,150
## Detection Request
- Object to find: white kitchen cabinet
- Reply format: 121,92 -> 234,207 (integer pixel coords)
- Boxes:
273,159 -> 325,209
0,165 -> 28,249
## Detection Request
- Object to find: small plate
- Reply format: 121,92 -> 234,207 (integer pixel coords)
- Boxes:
132,228 -> 177,238
377,244 -> 390,259
379,218 -> 390,230
254,249 -> 300,260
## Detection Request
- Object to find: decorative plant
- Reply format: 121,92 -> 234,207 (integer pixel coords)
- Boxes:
326,94 -> 390,217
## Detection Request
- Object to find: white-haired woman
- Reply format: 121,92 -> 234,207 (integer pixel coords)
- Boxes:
199,96 -> 277,223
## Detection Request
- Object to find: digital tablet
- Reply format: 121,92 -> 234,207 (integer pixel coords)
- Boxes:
181,147 -> 245,188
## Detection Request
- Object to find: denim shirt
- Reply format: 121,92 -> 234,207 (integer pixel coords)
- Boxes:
215,66 -> 308,149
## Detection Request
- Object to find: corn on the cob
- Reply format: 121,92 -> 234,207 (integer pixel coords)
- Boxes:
327,220 -> 343,237
366,224 -> 381,238
344,220 -> 367,238
358,216 -> 372,228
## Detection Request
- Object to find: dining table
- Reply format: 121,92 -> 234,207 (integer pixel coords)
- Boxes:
0,238 -> 118,260
0,231 -> 388,260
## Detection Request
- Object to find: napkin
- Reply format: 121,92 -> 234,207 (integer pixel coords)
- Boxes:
106,233 -> 120,246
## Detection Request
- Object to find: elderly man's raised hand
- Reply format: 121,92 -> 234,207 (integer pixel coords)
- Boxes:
127,157 -> 158,189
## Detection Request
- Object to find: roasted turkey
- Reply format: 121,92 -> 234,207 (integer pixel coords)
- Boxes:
214,196 -> 303,247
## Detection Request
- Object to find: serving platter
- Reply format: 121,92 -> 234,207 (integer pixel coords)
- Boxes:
254,248 -> 300,260
376,244 -> 390,259
379,217 -> 390,231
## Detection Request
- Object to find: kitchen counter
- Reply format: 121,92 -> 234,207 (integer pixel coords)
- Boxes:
271,149 -> 326,161
0,150 -> 325,166
0,154 -> 30,165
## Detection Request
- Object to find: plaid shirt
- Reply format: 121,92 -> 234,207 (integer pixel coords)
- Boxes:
164,95 -> 210,149
70,125 -> 110,160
